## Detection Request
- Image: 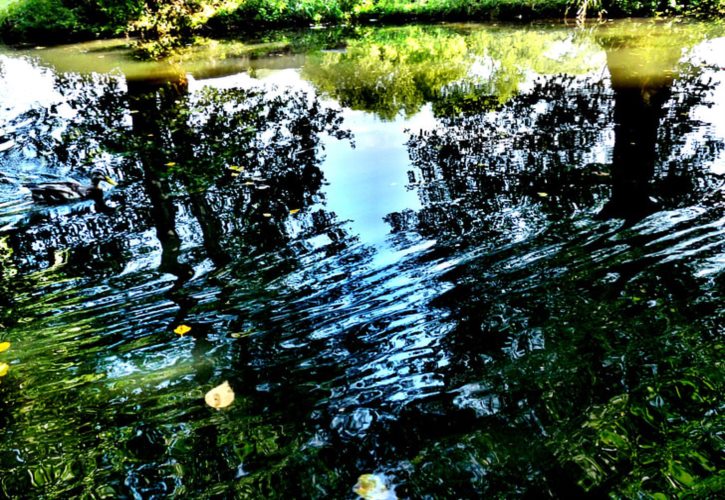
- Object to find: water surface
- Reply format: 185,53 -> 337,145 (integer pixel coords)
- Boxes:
1,19 -> 724,498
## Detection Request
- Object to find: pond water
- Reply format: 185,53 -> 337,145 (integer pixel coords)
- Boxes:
1,19 -> 724,498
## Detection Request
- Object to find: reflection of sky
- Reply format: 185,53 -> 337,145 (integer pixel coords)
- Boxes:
321,107 -> 431,245
197,68 -> 432,246
0,56 -> 59,115
690,37 -> 725,175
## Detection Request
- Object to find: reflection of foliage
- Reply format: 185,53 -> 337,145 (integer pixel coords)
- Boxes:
3,63 -> 352,266
654,61 -> 725,208
303,25 -> 602,120
393,31 -> 725,498
303,26 -> 471,120
400,248 -> 725,498
402,74 -> 614,245
402,51 -> 722,244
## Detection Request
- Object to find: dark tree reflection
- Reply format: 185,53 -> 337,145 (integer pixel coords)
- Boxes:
403,51 -> 721,249
393,29 -> 725,499
0,59 -> 356,498
1,65 -> 352,275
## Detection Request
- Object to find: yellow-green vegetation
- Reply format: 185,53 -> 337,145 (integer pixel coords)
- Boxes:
303,25 -> 602,119
1,0 -> 724,57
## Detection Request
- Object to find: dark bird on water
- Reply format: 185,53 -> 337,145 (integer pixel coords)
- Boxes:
25,168 -> 117,204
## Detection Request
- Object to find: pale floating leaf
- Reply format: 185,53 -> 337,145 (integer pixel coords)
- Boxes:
256,185 -> 270,190
289,209 -> 300,214
0,341 -> 10,353
174,324 -> 191,336
205,381 -> 235,409
262,213 -> 272,218
353,474 -> 396,500
165,162 -> 177,167
228,165 -> 244,172
537,192 -> 549,198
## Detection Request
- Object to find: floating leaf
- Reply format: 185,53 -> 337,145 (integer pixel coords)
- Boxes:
174,324 -> 191,336
537,192 -> 549,198
165,162 -> 177,167
256,185 -> 271,190
205,381 -> 235,409
263,213 -> 272,218
0,341 -> 9,353
289,209 -> 300,214
0,362 -> 8,377
228,165 -> 244,172
353,474 -> 395,500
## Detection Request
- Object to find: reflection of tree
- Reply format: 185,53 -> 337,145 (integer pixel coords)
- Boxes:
595,22 -> 721,220
391,26 -> 725,499
2,65 -> 352,270
0,56 -> 358,498
303,25 -> 602,120
402,50 -> 721,248
400,74 -> 614,247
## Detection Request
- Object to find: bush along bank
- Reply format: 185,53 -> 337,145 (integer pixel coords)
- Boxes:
1,0 -> 723,55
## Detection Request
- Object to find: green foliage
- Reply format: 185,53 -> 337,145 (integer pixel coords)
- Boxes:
129,1 -> 235,58
0,0 -> 143,42
603,0 -> 725,16
2,0 -> 725,55
222,0 -> 359,25
0,0 -> 81,41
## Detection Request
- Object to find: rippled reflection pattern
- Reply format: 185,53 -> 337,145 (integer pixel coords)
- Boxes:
1,20 -> 724,499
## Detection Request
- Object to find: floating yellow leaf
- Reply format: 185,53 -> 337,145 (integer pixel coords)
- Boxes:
174,324 -> 191,336
289,209 -> 300,214
243,181 -> 255,186
0,341 -> 9,353
262,213 -> 272,218
354,474 -> 394,500
0,362 -> 8,377
228,165 -> 244,172
165,162 -> 177,167
205,381 -> 235,409
537,192 -> 549,198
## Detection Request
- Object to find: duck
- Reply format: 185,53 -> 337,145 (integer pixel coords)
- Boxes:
25,168 -> 117,204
